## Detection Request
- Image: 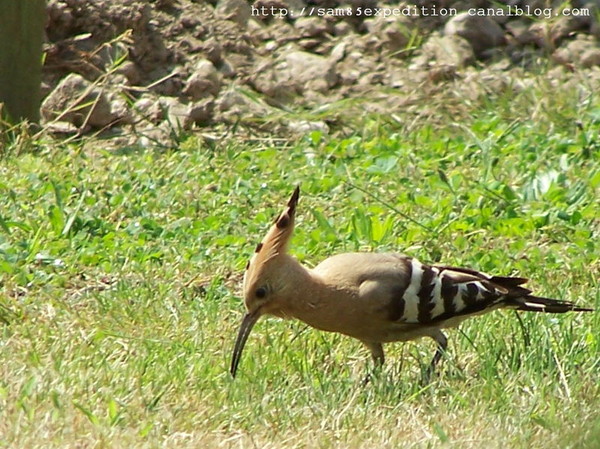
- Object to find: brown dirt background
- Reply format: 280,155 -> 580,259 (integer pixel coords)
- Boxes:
42,0 -> 600,143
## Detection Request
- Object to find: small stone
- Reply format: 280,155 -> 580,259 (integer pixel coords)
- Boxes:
333,21 -> 352,37
41,74 -> 117,128
288,120 -> 329,135
45,121 -> 79,135
187,99 -> 214,126
299,38 -> 322,51
415,33 -> 475,68
216,0 -> 251,27
581,48 -> 600,67
295,17 -> 329,38
330,42 -> 346,62
284,50 -> 338,91
552,35 -> 599,67
428,65 -> 459,83
116,61 -> 141,85
549,15 -> 588,46
161,97 -> 188,128
134,96 -> 162,123
202,38 -> 224,64
505,19 -> 536,46
218,59 -> 236,78
183,59 -> 221,100
109,94 -> 134,125
216,90 -> 267,116
445,12 -> 505,57
363,15 -> 411,53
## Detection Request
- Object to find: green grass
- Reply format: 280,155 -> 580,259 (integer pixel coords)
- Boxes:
1,82 -> 600,448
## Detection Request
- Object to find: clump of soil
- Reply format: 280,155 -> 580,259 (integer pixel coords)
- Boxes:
41,0 -> 600,143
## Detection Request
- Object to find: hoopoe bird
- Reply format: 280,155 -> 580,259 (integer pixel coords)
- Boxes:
230,187 -> 593,378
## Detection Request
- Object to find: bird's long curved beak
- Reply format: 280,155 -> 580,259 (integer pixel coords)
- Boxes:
230,308 -> 261,377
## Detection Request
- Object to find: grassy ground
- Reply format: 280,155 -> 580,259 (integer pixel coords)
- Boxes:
1,79 -> 600,448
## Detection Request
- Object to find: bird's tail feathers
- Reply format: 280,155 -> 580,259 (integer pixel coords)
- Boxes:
511,295 -> 594,313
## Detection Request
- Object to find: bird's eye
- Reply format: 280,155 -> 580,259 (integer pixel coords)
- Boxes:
255,287 -> 267,299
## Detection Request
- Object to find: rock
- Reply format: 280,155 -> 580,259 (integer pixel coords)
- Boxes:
135,122 -> 173,148
428,65 -> 459,83
250,62 -> 298,102
45,121 -> 79,135
155,0 -> 178,9
183,59 -> 221,99
272,21 -> 300,45
108,92 -> 134,124
357,72 -> 385,86
330,42 -> 346,62
283,0 -> 307,14
549,15 -> 588,46
298,38 -> 323,51
148,67 -> 185,96
134,95 -> 163,124
530,13 -> 589,49
581,48 -> 600,67
333,21 -> 352,37
187,98 -> 215,126
46,0 -> 74,36
216,0 -> 251,27
215,89 -> 267,121
387,67 -> 408,88
284,50 -> 338,92
180,15 -> 200,29
505,19 -> 537,46
37,0 -> 600,141
295,17 -> 329,38
363,15 -> 411,54
158,97 -> 213,128
215,90 -> 247,113
444,12 -> 505,57
336,50 -> 378,85
201,38 -> 224,65
288,120 -> 329,135
264,41 -> 278,53
251,49 -> 338,101
582,2 -> 600,37
528,22 -> 553,50
414,33 -> 475,69
158,97 -> 211,128
116,61 -> 141,85
159,97 -> 187,128
41,74 -> 117,128
553,35 -> 600,67
218,58 -> 237,78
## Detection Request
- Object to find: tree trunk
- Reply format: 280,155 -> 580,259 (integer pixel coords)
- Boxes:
0,0 -> 46,124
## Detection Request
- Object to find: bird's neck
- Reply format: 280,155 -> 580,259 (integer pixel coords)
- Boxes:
273,255 -> 347,331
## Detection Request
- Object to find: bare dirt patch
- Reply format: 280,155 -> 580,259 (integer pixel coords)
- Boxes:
42,0 -> 600,143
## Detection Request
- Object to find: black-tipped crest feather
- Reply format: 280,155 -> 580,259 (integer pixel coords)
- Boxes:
288,185 -> 300,211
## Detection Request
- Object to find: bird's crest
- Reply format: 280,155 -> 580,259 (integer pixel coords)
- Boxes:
244,186 -> 300,286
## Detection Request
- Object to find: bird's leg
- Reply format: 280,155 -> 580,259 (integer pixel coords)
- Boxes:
423,330 -> 448,384
362,341 -> 384,385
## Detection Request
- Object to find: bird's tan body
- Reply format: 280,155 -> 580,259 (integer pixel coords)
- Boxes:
280,253 -> 448,342
230,187 -> 593,378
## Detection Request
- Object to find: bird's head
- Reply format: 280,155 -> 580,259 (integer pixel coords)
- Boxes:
230,186 -> 300,377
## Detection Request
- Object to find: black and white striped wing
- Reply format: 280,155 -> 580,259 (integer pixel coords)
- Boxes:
388,257 -> 530,325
